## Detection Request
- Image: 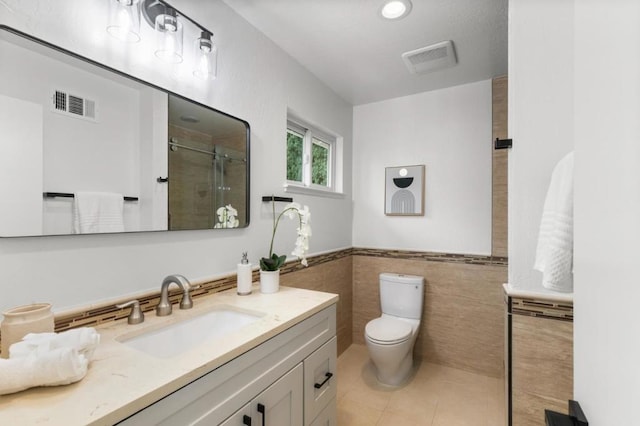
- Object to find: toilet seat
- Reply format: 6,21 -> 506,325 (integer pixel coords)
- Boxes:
365,317 -> 412,345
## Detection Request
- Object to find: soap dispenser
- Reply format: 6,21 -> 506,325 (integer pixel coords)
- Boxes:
237,252 -> 252,295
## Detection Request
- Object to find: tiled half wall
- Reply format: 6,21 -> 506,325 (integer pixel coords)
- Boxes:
352,248 -> 508,378
1,247 -> 508,380
0,249 -> 353,357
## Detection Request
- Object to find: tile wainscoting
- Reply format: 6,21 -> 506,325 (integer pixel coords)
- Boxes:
0,249 -> 353,357
352,248 -> 508,378
505,292 -> 574,426
1,247 -> 508,380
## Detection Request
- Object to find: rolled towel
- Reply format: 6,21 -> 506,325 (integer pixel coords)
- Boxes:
534,151 -> 574,292
0,347 -> 88,395
10,327 -> 100,361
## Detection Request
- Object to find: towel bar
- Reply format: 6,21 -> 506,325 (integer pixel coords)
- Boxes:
43,192 -> 139,202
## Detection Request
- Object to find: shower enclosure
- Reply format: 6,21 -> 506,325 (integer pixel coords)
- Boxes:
168,130 -> 247,230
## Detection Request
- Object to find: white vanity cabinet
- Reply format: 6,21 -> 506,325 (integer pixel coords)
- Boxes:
117,304 -> 337,426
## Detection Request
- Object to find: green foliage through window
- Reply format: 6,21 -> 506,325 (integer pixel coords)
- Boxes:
287,131 -> 303,182
311,139 -> 329,186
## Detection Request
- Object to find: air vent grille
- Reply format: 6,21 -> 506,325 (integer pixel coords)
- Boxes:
402,40 -> 457,75
51,90 -> 96,121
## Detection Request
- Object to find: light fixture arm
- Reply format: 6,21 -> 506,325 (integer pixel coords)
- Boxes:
141,0 -> 212,38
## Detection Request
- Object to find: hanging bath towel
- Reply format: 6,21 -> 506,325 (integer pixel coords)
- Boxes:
73,191 -> 125,234
534,151 -> 574,292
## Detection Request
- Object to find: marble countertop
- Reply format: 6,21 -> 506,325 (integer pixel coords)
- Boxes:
0,285 -> 338,425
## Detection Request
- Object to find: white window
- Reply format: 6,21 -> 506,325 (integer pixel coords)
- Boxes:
286,117 -> 342,196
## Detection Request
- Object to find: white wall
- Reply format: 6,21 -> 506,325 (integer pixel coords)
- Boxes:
573,1 -> 640,424
352,80 -> 492,255
507,0 -> 574,291
0,0 -> 352,313
0,95 -> 43,236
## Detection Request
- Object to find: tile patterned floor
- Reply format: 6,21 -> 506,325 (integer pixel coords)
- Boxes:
336,344 -> 506,426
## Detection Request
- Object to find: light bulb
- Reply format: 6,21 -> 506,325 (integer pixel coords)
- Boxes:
106,0 -> 141,43
154,10 -> 183,64
193,31 -> 217,80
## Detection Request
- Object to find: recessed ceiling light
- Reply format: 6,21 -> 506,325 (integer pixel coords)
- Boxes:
380,0 -> 412,20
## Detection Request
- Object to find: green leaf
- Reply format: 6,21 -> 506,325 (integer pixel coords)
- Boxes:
260,253 -> 287,271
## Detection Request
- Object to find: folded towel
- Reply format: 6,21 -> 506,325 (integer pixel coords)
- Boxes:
73,191 -> 125,234
0,347 -> 88,395
10,327 -> 100,361
534,151 -> 574,292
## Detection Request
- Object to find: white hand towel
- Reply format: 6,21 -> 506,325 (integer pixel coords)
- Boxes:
10,327 -> 100,361
0,347 -> 88,395
73,191 -> 125,234
534,151 -> 574,292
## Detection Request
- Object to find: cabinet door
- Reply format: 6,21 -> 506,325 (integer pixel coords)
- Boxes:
304,336 -> 337,425
219,403 -> 252,426
220,364 -> 302,426
309,398 -> 336,426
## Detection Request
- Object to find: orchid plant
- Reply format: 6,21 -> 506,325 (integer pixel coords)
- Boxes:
260,201 -> 312,271
214,204 -> 239,229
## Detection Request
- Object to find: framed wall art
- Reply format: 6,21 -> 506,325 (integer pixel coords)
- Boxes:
385,165 -> 425,216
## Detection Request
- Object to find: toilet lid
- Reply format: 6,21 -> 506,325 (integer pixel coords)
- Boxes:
365,317 -> 412,345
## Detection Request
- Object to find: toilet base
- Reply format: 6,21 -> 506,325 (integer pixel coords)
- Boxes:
365,337 -> 415,387
373,350 -> 413,386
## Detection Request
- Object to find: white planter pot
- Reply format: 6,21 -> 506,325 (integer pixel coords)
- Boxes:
259,270 -> 280,294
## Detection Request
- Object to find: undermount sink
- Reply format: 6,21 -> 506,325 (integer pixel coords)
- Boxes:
117,306 -> 265,358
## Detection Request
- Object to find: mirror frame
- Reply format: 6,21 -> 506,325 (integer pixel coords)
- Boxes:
0,25 -> 251,236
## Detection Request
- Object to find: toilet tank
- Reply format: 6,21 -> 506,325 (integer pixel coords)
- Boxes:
379,273 -> 424,319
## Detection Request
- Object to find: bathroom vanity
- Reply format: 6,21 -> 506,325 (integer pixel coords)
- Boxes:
0,286 -> 338,426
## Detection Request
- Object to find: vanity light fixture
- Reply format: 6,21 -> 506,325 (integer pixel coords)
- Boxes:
106,0 -> 218,74
380,0 -> 413,20
154,6 -> 183,63
106,0 -> 141,43
193,31 -> 217,80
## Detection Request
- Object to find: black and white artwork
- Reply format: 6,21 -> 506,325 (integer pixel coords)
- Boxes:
385,165 -> 425,216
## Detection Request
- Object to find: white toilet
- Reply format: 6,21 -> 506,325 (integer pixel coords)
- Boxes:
365,273 -> 424,386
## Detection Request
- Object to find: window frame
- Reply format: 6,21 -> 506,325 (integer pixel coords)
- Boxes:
286,118 -> 336,193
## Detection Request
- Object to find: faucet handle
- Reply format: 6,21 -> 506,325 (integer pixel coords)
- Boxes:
116,300 -> 145,324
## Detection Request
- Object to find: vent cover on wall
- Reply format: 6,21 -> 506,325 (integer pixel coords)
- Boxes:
51,90 -> 96,121
401,40 -> 457,74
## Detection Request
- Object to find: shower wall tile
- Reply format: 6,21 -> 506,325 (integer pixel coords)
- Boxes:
492,75 -> 509,258
352,252 -> 507,378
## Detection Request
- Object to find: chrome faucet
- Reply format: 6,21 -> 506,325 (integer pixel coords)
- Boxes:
156,274 -> 193,316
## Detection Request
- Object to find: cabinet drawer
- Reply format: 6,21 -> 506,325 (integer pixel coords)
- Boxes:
304,336 -> 337,425
309,397 -> 337,426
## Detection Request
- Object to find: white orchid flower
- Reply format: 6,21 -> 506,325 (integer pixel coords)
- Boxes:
265,201 -> 311,270
226,204 -> 238,217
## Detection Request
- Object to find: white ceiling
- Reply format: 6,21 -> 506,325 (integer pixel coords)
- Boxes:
223,0 -> 508,105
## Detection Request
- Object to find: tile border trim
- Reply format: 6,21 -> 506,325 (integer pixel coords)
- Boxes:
2,246 -> 503,349
52,248 -> 354,333
510,296 -> 573,322
352,247 -> 508,266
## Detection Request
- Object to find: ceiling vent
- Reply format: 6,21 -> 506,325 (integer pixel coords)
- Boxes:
401,40 -> 457,75
51,89 -> 96,121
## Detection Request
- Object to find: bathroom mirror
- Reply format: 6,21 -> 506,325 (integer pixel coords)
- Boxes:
0,26 -> 250,237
